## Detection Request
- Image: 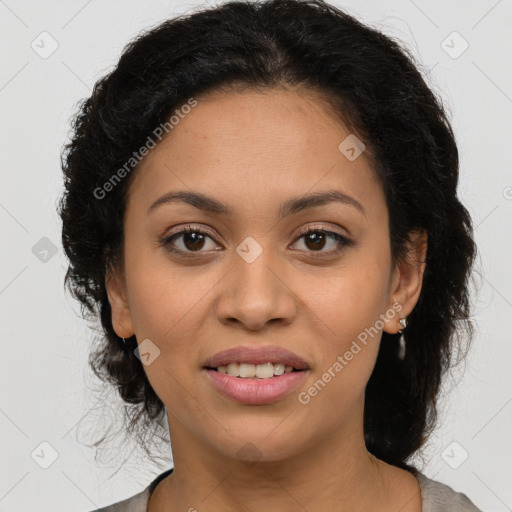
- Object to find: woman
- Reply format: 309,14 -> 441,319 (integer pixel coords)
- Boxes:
58,0 -> 484,510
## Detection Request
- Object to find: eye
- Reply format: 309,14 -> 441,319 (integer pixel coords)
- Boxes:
290,226 -> 351,256
159,225 -> 221,256
159,224 -> 352,258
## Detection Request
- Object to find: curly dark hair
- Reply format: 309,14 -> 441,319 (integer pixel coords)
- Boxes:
58,0 -> 478,476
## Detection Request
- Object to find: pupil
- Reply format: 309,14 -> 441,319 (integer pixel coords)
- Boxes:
305,232 -> 326,250
184,232 -> 205,251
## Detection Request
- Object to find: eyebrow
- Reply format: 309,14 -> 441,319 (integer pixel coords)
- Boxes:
147,189 -> 366,218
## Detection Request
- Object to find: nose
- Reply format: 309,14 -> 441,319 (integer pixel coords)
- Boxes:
215,252 -> 297,331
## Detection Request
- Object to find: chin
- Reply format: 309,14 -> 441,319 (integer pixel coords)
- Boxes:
211,426 -> 310,463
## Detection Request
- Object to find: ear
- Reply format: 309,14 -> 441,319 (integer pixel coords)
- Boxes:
105,263 -> 135,339
383,229 -> 428,334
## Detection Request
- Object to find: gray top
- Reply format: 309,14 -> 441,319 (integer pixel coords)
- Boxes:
91,469 -> 484,511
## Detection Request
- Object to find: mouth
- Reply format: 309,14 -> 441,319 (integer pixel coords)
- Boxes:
204,363 -> 305,378
202,345 -> 310,375
202,365 -> 309,405
201,346 -> 310,404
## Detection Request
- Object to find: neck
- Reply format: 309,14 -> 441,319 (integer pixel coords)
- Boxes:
149,400 -> 419,512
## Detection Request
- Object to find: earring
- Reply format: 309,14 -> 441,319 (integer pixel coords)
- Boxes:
122,337 -> 126,344
397,317 -> 407,360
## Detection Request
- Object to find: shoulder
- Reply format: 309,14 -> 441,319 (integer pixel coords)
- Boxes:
88,467 -> 173,512
88,469 -> 485,512
417,473 -> 484,512
88,487 -> 150,512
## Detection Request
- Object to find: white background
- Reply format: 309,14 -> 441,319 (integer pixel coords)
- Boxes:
1,0 -> 511,510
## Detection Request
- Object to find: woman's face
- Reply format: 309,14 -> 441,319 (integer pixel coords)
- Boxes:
106,88 -> 426,464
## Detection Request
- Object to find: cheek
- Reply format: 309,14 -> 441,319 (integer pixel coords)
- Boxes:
123,249 -> 208,404
298,258 -> 390,403
124,241 -> 209,343
305,257 -> 390,343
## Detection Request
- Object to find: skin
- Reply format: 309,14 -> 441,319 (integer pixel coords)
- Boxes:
106,87 -> 427,512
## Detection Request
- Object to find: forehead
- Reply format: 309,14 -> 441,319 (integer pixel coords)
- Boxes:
127,88 -> 385,222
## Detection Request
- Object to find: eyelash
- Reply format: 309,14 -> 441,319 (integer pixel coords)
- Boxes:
158,224 -> 352,258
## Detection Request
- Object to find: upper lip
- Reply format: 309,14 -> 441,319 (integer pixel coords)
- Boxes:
203,345 -> 310,370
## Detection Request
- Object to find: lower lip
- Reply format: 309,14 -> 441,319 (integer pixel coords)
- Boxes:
203,368 -> 309,405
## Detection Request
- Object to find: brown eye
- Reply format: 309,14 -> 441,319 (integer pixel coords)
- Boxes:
178,231 -> 207,251
291,228 -> 351,255
303,231 -> 328,251
161,226 -> 221,255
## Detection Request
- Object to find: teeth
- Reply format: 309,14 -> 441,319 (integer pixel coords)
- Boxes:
216,362 -> 295,378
